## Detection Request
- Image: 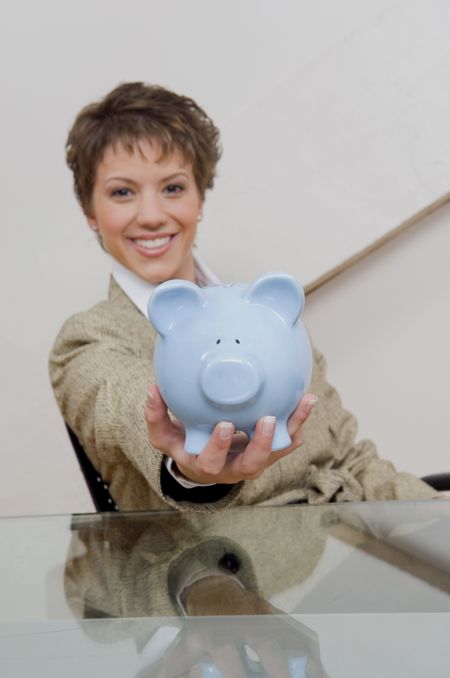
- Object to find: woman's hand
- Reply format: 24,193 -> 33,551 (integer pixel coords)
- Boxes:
145,385 -> 318,486
156,576 -> 328,678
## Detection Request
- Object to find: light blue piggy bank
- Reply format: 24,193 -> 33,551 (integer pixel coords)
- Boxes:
147,272 -> 312,455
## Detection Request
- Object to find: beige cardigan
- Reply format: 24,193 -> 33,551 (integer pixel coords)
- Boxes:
49,278 -> 436,511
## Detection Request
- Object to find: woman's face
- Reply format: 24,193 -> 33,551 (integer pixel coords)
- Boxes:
87,139 -> 203,284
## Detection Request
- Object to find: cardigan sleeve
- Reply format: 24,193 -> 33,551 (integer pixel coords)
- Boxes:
304,349 -> 438,502
49,305 -> 242,511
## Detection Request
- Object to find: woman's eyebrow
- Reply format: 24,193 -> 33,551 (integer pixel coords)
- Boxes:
104,176 -> 137,185
104,171 -> 190,185
160,171 -> 190,182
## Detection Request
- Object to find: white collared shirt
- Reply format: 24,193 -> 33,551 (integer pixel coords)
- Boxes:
111,252 -> 221,317
112,253 -> 221,489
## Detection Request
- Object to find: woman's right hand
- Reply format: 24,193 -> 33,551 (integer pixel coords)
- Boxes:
144,385 -> 317,486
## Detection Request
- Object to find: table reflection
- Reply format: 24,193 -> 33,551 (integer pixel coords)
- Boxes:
62,501 -> 450,676
65,509 -> 331,676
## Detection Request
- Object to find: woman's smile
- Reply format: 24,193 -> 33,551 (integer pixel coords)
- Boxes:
128,233 -> 176,257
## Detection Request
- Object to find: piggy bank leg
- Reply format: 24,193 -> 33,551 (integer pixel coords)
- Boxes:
184,426 -> 213,455
271,419 -> 292,451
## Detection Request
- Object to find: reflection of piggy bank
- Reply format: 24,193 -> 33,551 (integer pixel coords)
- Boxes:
148,272 -> 312,455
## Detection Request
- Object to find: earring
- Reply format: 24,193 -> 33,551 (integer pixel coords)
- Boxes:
197,212 -> 203,223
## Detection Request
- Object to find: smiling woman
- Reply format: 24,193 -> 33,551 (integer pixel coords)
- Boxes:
49,81 -> 437,513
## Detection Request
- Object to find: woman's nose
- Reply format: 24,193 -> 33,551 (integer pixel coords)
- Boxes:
136,193 -> 167,227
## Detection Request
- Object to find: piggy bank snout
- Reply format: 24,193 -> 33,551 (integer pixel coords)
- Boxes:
200,357 -> 263,406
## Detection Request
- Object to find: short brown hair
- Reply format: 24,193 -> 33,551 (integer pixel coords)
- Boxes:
66,82 -> 222,213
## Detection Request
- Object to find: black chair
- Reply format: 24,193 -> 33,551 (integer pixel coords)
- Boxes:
421,473 -> 450,492
66,425 -> 118,512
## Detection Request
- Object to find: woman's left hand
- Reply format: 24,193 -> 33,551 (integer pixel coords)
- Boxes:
144,385 -> 318,486
156,575 -> 329,678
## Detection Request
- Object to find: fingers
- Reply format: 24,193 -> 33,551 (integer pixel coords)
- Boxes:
287,393 -> 318,436
211,645 -> 248,678
182,396 -> 317,484
231,396 -> 318,480
176,421 -> 235,482
144,385 -> 184,453
165,632 -> 246,678
146,386 -> 318,485
144,384 -> 165,418
250,638 -> 292,678
231,416 -> 276,479
162,634 -> 207,678
231,396 -> 318,479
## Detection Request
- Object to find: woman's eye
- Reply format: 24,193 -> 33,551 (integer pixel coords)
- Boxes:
164,183 -> 184,195
112,187 -> 132,198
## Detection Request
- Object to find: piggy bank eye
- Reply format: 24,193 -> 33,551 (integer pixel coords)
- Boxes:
235,339 -> 240,344
216,339 -> 221,344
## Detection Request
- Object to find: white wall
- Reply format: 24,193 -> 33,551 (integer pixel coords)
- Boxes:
1,0 -> 449,515
304,203 -> 450,480
203,0 -> 450,283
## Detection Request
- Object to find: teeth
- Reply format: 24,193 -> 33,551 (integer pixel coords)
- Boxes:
134,236 -> 171,249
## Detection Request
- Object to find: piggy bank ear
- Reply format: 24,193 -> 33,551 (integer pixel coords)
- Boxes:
148,279 -> 207,336
245,272 -> 305,325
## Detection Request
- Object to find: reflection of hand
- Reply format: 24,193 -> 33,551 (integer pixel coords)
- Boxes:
145,385 -> 317,486
157,579 -> 327,677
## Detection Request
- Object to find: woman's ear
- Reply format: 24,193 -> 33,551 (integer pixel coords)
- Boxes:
196,195 -> 204,223
86,216 -> 98,232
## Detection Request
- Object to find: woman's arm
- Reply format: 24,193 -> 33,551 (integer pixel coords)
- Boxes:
49,303 -> 316,509
306,349 -> 437,502
49,306 -> 245,510
49,308 -> 165,499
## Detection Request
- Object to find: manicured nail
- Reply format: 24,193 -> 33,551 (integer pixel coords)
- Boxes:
219,422 -> 234,439
305,397 -> 318,413
146,387 -> 154,406
262,416 -> 276,436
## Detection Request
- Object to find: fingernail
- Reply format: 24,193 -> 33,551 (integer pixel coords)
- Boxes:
219,422 -> 234,439
306,397 -> 318,413
146,387 -> 154,406
262,416 -> 276,436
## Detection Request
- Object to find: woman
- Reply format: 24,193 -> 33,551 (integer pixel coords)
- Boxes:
49,82 -> 436,511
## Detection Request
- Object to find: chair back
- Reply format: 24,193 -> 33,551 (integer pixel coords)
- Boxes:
66,425 -> 117,512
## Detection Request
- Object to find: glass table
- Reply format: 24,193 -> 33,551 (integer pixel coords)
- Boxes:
0,500 -> 449,677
